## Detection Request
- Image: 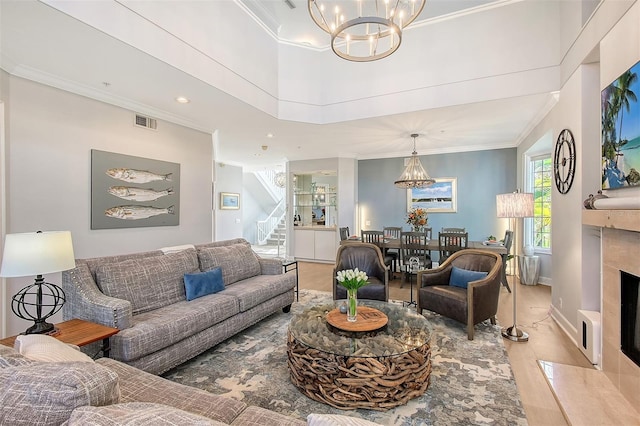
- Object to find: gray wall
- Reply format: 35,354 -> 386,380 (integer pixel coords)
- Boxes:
2,76 -> 214,336
358,148 -> 517,256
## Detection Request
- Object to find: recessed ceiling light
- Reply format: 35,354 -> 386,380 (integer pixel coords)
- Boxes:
266,133 -> 274,138
175,96 -> 190,104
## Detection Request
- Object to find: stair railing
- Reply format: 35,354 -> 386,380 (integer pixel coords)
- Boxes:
256,199 -> 286,245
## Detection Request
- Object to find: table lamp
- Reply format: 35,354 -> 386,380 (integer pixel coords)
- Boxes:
496,191 -> 534,342
0,231 -> 76,334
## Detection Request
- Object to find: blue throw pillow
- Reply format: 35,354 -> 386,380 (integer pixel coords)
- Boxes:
184,267 -> 224,301
449,266 -> 488,289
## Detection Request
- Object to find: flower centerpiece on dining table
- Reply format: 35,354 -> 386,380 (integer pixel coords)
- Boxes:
406,207 -> 428,232
336,268 -> 369,322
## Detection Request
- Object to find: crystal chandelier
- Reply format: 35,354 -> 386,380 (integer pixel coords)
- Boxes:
308,0 -> 426,62
274,172 -> 287,188
394,133 -> 435,188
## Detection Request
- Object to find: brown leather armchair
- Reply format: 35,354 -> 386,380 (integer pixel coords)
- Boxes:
417,249 -> 502,340
333,242 -> 389,302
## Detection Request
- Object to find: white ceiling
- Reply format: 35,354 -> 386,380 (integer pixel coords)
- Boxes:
0,0 -> 565,170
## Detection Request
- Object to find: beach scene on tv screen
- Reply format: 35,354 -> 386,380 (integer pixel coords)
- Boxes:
601,60 -> 640,189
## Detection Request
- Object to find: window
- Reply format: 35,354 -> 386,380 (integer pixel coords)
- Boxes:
530,156 -> 552,250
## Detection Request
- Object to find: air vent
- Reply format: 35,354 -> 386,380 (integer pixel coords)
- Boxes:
284,0 -> 296,9
134,114 -> 157,130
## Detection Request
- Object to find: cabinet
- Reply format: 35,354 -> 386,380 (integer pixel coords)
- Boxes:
293,174 -> 337,228
294,229 -> 337,262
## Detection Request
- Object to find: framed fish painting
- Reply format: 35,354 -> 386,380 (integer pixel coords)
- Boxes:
91,150 -> 180,229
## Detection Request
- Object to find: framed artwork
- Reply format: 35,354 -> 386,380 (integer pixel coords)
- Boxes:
601,59 -> 640,189
91,150 -> 180,229
407,178 -> 457,213
220,192 -> 240,210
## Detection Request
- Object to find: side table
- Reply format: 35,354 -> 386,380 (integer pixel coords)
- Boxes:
282,260 -> 299,301
0,318 -> 119,358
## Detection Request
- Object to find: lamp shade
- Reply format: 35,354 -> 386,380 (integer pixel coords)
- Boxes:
0,231 -> 75,277
496,192 -> 534,218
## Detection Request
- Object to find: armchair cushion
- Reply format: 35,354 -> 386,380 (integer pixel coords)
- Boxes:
184,267 -> 224,301
449,266 -> 488,289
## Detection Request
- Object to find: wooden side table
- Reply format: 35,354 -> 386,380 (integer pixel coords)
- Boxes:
0,319 -> 119,358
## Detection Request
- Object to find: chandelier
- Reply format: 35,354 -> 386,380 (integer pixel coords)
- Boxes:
394,133 -> 435,188
274,172 -> 287,188
308,0 -> 426,62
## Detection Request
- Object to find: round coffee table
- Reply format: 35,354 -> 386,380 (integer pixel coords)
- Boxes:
286,300 -> 431,411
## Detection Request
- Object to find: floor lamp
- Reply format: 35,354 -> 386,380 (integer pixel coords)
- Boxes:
496,191 -> 534,342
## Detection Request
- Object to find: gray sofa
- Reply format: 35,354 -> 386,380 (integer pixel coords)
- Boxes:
62,238 -> 295,374
0,344 -> 305,425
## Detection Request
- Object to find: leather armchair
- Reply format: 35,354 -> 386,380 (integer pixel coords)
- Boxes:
417,249 -> 502,340
333,242 -> 389,302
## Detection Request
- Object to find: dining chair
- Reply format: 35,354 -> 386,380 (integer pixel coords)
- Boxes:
361,230 -> 395,280
332,242 -> 389,302
382,226 -> 403,273
339,227 -> 350,241
417,249 -> 502,340
501,230 -> 514,293
438,231 -> 469,263
399,230 -> 433,289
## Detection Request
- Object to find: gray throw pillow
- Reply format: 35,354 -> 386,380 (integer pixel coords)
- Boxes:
197,242 -> 260,285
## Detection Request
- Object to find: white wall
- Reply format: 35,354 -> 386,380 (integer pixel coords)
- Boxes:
214,162 -> 243,241
2,76 -> 214,336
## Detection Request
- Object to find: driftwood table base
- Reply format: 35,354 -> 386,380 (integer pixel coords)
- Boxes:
287,331 -> 432,411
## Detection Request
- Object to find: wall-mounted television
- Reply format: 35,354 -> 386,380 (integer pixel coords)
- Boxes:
601,59 -> 640,189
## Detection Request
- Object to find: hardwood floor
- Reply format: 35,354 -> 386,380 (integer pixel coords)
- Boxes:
294,261 -> 593,425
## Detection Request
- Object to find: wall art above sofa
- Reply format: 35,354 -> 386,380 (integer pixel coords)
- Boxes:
91,149 -> 180,229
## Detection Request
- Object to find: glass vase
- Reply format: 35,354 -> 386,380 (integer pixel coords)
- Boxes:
347,288 -> 358,322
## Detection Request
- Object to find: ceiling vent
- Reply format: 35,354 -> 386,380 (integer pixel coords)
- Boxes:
283,0 -> 296,9
134,114 -> 157,130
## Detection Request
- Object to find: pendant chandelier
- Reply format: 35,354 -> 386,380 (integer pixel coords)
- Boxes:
394,133 -> 435,188
308,0 -> 426,62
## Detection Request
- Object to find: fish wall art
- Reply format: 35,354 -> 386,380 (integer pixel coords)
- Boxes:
91,150 -> 180,229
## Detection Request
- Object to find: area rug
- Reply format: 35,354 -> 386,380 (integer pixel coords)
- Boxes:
163,290 -> 527,425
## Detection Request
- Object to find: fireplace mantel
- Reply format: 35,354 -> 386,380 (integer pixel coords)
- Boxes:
582,209 -> 640,232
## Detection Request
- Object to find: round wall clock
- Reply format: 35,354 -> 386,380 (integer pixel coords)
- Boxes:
554,129 -> 576,194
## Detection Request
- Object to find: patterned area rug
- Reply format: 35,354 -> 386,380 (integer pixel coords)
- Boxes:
163,290 -> 527,425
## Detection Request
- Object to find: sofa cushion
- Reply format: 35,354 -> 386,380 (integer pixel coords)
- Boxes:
449,266 -> 488,289
95,249 -> 199,315
184,267 -> 225,301
15,335 -> 94,363
109,294 -> 240,362
0,361 -> 120,426
0,345 -> 36,368
219,273 -> 295,312
97,357 -> 247,424
65,402 -> 226,425
197,242 -> 261,285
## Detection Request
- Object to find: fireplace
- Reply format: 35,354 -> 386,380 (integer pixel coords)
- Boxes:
621,271 -> 640,368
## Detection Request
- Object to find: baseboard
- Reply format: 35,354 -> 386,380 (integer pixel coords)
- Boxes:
550,305 -> 578,347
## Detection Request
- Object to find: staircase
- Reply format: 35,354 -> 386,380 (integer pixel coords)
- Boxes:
266,218 -> 286,246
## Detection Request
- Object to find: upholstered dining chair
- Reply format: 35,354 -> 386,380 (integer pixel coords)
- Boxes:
361,230 -> 395,280
399,230 -> 432,287
438,231 -> 469,263
339,227 -> 350,241
417,249 -> 502,340
501,230 -> 514,293
333,242 -> 389,302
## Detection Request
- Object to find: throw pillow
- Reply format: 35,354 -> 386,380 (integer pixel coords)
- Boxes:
66,402 -> 226,426
184,267 -> 225,301
307,413 -> 384,426
14,334 -> 94,363
449,266 -> 488,289
0,362 -> 120,425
